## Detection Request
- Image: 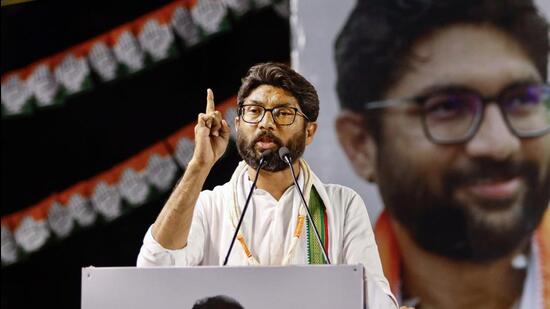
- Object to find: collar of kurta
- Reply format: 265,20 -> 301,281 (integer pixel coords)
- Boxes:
374,208 -> 550,308
230,159 -> 330,265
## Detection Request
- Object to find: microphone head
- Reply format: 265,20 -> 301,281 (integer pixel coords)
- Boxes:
278,147 -> 291,161
260,149 -> 273,160
258,149 -> 272,166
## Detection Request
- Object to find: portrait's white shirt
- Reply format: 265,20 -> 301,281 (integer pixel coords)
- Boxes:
137,162 -> 397,308
517,237 -> 543,309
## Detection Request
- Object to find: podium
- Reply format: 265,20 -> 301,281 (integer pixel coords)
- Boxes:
82,265 -> 364,309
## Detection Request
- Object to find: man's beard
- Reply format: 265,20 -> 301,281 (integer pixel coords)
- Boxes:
236,130 -> 306,172
376,146 -> 549,263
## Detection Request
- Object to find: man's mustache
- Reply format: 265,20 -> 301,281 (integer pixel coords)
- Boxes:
445,159 -> 537,187
251,131 -> 284,147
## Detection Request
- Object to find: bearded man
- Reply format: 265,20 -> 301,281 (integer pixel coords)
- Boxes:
335,0 -> 550,308
137,63 -> 399,308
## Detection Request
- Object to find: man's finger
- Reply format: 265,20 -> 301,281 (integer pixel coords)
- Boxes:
212,111 -> 223,124
199,113 -> 213,129
206,88 -> 215,113
210,114 -> 222,136
220,119 -> 231,139
195,114 -> 210,136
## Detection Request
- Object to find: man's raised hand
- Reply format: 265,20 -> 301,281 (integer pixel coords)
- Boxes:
192,89 -> 231,167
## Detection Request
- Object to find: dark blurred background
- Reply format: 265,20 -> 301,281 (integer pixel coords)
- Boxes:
1,1 -> 290,308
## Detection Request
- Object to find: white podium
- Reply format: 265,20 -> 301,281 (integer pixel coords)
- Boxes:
81,265 -> 364,309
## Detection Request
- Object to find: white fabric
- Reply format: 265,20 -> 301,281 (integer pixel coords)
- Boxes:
518,238 -> 542,309
239,166 -> 306,265
137,161 -> 397,308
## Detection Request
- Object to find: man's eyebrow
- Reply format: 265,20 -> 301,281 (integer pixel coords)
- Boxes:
500,77 -> 543,90
247,100 -> 294,107
414,77 -> 542,98
413,84 -> 474,97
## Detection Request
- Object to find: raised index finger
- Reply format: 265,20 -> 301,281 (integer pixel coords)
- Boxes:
206,88 -> 215,113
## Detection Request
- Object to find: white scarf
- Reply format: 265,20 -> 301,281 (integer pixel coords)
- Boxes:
227,159 -> 337,265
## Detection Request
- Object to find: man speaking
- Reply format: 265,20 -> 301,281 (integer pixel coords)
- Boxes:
137,63 -> 398,308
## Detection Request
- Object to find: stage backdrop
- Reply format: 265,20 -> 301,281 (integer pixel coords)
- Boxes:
293,0 -> 550,223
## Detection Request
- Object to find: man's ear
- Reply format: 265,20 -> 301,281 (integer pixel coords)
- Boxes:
335,110 -> 378,183
234,116 -> 239,133
305,122 -> 318,145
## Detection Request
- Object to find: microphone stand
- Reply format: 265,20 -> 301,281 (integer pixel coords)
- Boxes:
280,148 -> 331,264
223,151 -> 270,266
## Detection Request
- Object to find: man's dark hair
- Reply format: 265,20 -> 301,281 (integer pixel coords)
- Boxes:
192,295 -> 244,309
237,62 -> 320,122
335,0 -> 549,121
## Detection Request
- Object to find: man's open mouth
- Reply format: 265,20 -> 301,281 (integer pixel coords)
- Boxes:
255,136 -> 279,150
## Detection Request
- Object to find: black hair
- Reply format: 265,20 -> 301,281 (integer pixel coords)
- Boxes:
237,62 -> 320,122
335,0 -> 549,110
192,295 -> 244,309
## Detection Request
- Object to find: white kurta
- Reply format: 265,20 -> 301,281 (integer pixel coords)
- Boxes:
137,162 -> 398,308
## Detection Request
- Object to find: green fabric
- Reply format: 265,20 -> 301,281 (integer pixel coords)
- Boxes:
307,186 -> 327,264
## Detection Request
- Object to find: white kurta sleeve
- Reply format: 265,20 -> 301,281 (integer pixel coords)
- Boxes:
136,195 -> 209,267
342,191 -> 398,309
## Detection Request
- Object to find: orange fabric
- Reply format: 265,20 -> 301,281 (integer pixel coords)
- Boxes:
29,196 -> 57,221
26,59 -> 56,78
109,22 -> 134,45
79,33 -> 111,55
90,165 -> 124,187
294,215 -> 305,238
117,141 -> 172,173
5,213 -> 25,231
1,65 -> 34,82
1,213 -> 18,231
147,141 -> 172,157
134,0 -> 182,30
6,195 -> 58,227
215,95 -> 237,115
374,211 -> 401,296
168,122 -> 194,142
0,216 -> 11,229
134,12 -> 164,32
538,209 -> 550,308
49,43 -> 89,69
57,181 -> 91,204
0,94 -> 237,247
237,235 -> 252,257
121,148 -> 152,172
165,123 -> 196,153
2,0 -> 193,82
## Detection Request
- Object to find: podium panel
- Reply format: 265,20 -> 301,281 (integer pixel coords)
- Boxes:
82,265 -> 364,309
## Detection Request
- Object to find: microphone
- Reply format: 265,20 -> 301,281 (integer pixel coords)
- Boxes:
223,149 -> 272,266
278,147 -> 331,264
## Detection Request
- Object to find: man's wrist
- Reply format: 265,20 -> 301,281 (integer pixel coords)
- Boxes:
188,158 -> 215,173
